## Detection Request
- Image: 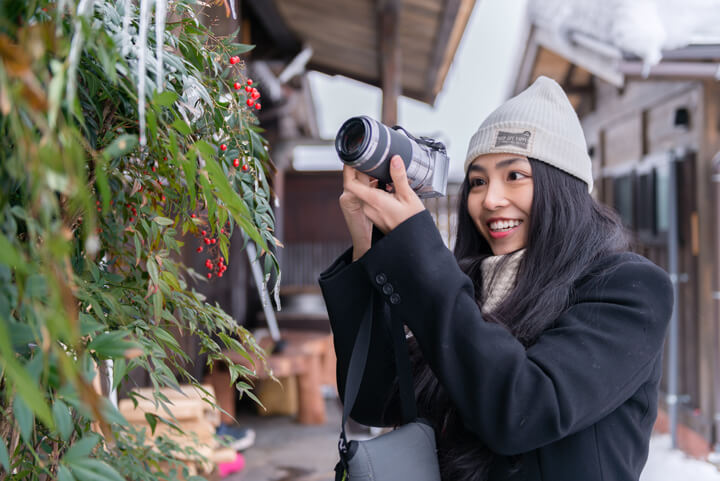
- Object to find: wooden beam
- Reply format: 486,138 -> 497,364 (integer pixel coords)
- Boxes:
378,0 -> 401,125
245,0 -> 301,53
425,0 -> 461,99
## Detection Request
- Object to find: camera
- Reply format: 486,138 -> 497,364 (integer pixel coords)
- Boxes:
334,115 -> 450,198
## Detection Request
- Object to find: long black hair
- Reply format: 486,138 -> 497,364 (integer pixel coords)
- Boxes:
409,158 -> 629,481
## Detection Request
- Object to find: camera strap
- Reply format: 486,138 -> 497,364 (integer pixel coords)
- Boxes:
392,125 -> 447,154
337,288 -> 418,477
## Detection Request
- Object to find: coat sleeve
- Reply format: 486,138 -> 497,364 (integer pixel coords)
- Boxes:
355,210 -> 673,455
318,248 -> 401,427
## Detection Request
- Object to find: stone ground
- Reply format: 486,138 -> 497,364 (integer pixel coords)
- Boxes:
225,397 -> 345,481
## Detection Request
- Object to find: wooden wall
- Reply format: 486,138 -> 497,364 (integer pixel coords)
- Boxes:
582,78 -> 719,444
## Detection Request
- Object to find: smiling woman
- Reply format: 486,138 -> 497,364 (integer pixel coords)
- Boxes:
320,76 -> 673,481
466,154 -> 534,255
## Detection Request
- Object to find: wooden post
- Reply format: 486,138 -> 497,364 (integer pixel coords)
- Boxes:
377,0 -> 401,125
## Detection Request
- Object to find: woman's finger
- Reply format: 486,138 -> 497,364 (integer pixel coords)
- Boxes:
388,155 -> 413,199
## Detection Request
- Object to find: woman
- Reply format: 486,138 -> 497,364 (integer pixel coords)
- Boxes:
319,76 -> 673,481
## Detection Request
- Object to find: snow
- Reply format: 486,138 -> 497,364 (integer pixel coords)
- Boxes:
642,435 -> 720,481
530,0 -> 720,67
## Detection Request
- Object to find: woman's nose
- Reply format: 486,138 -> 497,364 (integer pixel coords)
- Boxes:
482,181 -> 509,210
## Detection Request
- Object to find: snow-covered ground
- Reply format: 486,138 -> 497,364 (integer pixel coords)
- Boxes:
641,435 -> 720,481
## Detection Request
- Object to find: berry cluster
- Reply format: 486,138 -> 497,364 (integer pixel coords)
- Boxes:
229,56 -> 261,110
193,216 -> 230,280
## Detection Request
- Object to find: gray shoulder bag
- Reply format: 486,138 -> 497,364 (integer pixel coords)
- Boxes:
334,291 -> 442,481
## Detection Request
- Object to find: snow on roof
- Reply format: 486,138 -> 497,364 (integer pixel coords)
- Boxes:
530,0 -> 720,66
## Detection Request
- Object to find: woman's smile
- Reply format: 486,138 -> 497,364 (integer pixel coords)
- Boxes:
487,218 -> 524,238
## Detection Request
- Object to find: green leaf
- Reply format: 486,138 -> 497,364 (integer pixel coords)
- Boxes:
69,458 -> 125,481
0,435 -> 10,472
102,135 -> 138,161
231,44 -> 255,55
181,153 -> 197,207
194,139 -> 216,160
87,331 -> 137,359
13,396 -> 33,443
53,400 -> 73,441
0,234 -> 26,273
57,465 -> 75,481
145,412 -> 158,435
112,358 -> 127,391
147,258 -> 159,286
63,434 -> 100,463
134,232 -> 141,266
171,118 -> 191,136
153,216 -> 174,226
153,90 -> 178,107
0,319 -> 53,429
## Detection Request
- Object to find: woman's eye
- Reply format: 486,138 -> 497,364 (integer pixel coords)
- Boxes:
469,177 -> 486,187
508,171 -> 528,181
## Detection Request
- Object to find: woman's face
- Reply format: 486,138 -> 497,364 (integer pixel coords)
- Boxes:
466,153 -> 534,255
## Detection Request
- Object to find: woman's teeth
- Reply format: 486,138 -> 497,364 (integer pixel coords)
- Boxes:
489,220 -> 522,232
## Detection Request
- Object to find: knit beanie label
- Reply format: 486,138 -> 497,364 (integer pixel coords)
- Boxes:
494,128 -> 535,150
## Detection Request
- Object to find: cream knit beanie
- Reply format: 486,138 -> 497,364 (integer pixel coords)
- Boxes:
464,76 -> 593,192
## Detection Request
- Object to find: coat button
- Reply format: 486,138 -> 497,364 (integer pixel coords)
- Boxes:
375,273 -> 387,285
382,283 -> 394,295
389,293 -> 401,305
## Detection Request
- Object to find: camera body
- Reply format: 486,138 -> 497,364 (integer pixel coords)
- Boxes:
335,115 -> 450,198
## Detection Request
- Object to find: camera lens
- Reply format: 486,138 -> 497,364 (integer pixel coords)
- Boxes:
336,117 -> 372,162
340,119 -> 366,157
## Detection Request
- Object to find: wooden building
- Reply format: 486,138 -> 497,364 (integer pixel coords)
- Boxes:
513,22 -> 720,457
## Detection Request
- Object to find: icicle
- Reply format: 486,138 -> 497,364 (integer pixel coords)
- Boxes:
273,271 -> 282,311
155,0 -> 166,92
121,0 -> 132,57
229,0 -> 238,20
137,0 -> 152,147
66,0 -> 95,110
56,0 -> 69,36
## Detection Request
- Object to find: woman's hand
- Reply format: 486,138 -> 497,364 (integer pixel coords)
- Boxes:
339,165 -> 374,261
344,155 -> 425,236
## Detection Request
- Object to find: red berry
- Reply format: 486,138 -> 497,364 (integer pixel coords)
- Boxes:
163,156 -> 168,161
220,228 -> 225,234
207,262 -> 213,269
161,195 -> 166,201
242,164 -> 249,171
255,103 -> 261,110
129,217 -> 134,222
151,166 -> 156,172
220,144 -> 227,151
245,86 -> 252,93
251,89 -> 260,100
246,99 -> 254,107
191,213 -> 196,218
247,79 -> 253,85
233,158 -> 240,168
196,247 -> 203,252
211,238 -> 216,244
233,82 -> 242,90
207,273 -> 212,279
96,200 -> 100,205
204,237 -> 211,245
229,56 -> 240,65
201,230 -> 207,236
218,272 -> 224,278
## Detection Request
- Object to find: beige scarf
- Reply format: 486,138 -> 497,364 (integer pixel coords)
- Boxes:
480,249 -> 525,316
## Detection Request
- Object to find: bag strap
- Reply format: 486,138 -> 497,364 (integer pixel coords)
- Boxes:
339,287 -> 418,460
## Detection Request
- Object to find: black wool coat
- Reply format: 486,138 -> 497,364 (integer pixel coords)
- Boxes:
319,210 -> 673,481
